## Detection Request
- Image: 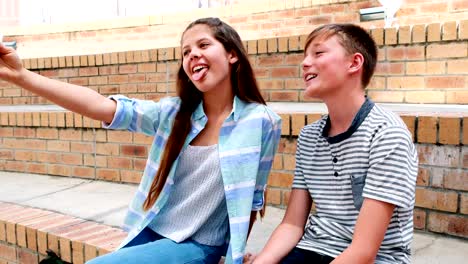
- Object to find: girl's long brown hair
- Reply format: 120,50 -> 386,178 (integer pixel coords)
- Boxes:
143,17 -> 266,211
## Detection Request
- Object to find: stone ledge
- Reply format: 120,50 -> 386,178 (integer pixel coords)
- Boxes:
0,103 -> 466,145
0,202 -> 126,264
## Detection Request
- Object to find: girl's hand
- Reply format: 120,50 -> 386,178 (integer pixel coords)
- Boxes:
0,43 -> 24,83
243,252 -> 257,264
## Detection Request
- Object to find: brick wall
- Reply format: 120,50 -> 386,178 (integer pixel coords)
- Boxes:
4,0 -> 468,59
0,20 -> 466,105
0,202 -> 125,264
0,111 -> 467,239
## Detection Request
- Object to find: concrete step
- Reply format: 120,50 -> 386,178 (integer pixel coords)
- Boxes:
0,171 -> 467,263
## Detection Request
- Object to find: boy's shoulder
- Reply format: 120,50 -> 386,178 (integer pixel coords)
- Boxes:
369,104 -> 409,129
299,115 -> 327,137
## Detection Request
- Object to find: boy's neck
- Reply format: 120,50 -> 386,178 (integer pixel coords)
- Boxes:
325,88 -> 366,137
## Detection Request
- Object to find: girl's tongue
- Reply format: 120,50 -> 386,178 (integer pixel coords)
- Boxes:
192,67 -> 208,81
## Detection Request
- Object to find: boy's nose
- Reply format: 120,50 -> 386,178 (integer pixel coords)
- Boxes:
301,56 -> 312,70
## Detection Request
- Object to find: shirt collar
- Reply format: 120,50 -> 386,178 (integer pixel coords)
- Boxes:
322,97 -> 374,143
192,96 -> 246,122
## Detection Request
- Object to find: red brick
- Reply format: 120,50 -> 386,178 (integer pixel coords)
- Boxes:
120,170 -> 142,184
427,43 -> 468,59
96,169 -> 120,181
417,117 -> 437,143
443,170 -> 468,191
268,172 -> 293,188
425,76 -> 465,89
461,194 -> 468,214
84,244 -> 98,262
271,67 -> 299,78
414,209 -> 427,230
266,189 -> 281,205
270,91 -> 299,101
72,241 -> 85,264
428,212 -> 467,238
107,131 -> 132,143
464,118 -> 468,145
17,247 -> 39,264
107,157 -> 132,169
70,142 -> 94,153
283,154 -> 296,171
415,188 -> 458,212
121,145 -> 147,157
438,118 -> 461,145
416,168 -> 430,187
49,164 -> 71,176
417,145 -> 460,167
278,138 -> 297,154
0,243 -> 16,261
291,114 -> 305,136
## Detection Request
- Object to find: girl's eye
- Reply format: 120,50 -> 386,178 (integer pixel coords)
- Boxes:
315,51 -> 324,56
200,43 -> 209,48
183,50 -> 189,57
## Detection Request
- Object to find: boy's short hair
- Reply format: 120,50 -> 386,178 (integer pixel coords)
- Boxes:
304,24 -> 377,89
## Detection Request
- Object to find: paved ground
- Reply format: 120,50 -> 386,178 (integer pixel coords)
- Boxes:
0,171 -> 467,263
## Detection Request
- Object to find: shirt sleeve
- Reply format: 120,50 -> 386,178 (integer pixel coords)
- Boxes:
103,95 -> 179,136
252,109 -> 282,211
363,126 -> 418,208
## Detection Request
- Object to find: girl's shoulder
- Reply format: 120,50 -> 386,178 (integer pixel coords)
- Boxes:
243,102 -> 281,124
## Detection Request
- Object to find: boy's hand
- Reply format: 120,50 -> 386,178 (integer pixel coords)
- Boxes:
0,43 -> 24,83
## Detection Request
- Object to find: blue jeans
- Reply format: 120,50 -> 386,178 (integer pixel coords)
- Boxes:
86,227 -> 227,264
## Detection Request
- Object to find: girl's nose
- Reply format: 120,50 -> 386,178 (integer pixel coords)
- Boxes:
189,48 -> 201,60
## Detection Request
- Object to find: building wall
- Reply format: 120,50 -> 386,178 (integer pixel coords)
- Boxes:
3,0 -> 468,58
1,21 -> 467,105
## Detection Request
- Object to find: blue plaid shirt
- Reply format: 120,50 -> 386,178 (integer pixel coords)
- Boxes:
104,95 -> 281,264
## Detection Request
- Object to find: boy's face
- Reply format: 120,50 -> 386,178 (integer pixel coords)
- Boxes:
302,35 -> 353,100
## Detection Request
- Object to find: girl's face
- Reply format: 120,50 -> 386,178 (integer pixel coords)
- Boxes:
181,24 -> 238,94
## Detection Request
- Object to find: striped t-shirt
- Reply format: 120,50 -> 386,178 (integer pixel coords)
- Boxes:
293,99 -> 418,263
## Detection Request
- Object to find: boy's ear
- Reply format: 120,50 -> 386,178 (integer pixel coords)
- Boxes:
348,52 -> 364,74
228,51 -> 239,64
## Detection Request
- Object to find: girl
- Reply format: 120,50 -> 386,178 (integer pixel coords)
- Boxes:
0,17 -> 281,264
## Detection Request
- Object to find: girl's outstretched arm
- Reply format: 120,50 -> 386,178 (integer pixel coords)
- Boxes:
0,43 -> 116,123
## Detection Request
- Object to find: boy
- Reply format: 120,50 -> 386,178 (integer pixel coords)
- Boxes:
252,24 -> 418,263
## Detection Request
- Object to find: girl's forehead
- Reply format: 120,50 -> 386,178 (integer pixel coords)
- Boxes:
182,24 -> 214,44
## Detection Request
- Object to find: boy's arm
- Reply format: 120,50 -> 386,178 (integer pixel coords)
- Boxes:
253,189 -> 311,264
0,44 -> 116,123
331,198 -> 395,264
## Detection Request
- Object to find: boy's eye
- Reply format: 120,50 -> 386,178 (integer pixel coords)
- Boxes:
315,51 -> 324,56
182,50 -> 189,57
200,42 -> 209,48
